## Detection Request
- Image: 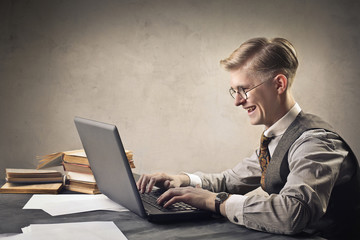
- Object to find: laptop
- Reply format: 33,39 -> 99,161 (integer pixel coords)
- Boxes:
74,117 -> 211,222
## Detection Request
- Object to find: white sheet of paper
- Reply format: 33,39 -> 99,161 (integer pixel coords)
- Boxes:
1,222 -> 127,240
23,194 -> 128,216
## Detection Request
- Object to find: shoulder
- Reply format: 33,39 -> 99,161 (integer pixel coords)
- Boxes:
294,112 -> 334,132
288,129 -> 347,160
297,129 -> 341,144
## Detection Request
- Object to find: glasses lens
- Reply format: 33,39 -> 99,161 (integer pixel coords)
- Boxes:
229,88 -> 236,99
238,88 -> 247,100
229,87 -> 247,99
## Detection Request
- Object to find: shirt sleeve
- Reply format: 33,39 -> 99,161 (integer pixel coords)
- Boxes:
237,129 -> 353,234
182,172 -> 202,187
193,150 -> 262,194
225,194 -> 248,225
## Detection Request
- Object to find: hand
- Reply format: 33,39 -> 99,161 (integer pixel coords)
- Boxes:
136,173 -> 190,193
157,186 -> 217,212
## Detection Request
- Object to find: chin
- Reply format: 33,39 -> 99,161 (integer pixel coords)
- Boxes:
249,116 -> 264,126
249,119 -> 261,125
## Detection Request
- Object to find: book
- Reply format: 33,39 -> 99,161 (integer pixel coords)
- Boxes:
36,152 -> 64,169
5,168 -> 63,184
62,162 -> 93,175
6,177 -> 63,183
0,182 -> 63,194
66,171 -> 96,183
65,184 -> 100,195
65,180 -> 100,194
62,149 -> 135,168
62,149 -> 88,165
68,179 -> 97,188
37,149 -> 135,169
65,171 -> 100,194
6,168 -> 62,178
36,149 -> 134,194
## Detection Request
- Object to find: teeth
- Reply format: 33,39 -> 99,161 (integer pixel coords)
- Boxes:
247,106 -> 256,112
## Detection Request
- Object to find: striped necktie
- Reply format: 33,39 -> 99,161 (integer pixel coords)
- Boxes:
259,132 -> 273,190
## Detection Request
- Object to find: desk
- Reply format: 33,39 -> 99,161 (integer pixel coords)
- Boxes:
0,188 -> 324,239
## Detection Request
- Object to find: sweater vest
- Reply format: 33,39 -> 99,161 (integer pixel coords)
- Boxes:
264,111 -> 360,237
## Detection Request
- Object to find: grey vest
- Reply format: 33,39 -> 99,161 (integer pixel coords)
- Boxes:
265,111 -> 360,237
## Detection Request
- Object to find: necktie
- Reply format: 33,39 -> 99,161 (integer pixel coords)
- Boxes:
259,132 -> 273,190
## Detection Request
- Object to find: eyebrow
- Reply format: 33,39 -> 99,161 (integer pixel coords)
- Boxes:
232,84 -> 249,90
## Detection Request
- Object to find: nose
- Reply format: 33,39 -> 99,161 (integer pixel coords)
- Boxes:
235,94 -> 246,106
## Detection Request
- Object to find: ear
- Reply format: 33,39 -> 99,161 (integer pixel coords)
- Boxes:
274,74 -> 288,94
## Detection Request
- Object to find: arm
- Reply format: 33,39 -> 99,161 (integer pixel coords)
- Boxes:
157,151 -> 262,214
138,142 -> 262,194
193,151 -> 262,194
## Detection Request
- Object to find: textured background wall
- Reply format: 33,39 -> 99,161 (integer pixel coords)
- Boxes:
1,0 -> 359,179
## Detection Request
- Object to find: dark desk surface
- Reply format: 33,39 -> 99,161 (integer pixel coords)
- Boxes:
0,189 -> 325,239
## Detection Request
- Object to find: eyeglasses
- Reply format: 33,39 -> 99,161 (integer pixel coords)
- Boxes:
229,77 -> 273,100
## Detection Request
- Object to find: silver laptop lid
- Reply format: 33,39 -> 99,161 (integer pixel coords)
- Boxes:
74,117 -> 146,218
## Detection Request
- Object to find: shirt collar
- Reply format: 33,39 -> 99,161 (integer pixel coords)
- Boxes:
264,103 -> 301,138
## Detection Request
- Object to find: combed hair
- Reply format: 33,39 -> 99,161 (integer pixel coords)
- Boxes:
220,37 -> 299,86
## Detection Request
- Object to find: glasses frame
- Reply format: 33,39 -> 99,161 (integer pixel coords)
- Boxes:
229,77 -> 273,100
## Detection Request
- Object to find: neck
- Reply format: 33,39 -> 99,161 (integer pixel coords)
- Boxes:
265,91 -> 295,129
284,91 -> 296,113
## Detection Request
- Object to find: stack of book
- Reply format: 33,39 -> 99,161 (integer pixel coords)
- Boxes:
61,149 -> 99,194
0,168 -> 63,194
37,149 -> 134,194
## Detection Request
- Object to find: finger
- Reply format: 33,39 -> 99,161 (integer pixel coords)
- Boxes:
140,175 -> 150,193
163,196 -> 183,208
136,175 -> 144,190
164,180 -> 170,189
157,188 -> 183,205
157,189 -> 173,205
146,177 -> 157,193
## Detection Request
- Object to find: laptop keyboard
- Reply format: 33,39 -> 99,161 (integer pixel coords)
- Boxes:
140,190 -> 198,212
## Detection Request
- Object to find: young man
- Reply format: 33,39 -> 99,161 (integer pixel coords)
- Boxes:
136,38 -> 360,238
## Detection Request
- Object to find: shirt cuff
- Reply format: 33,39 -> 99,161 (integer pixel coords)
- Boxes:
181,172 -> 202,187
225,194 -> 248,225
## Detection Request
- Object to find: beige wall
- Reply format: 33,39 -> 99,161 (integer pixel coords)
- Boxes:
1,0 -> 359,179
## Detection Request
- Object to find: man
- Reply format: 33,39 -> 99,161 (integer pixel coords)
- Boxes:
136,37 -> 360,238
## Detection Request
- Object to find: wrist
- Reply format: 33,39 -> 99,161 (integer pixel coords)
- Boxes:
178,174 -> 190,187
219,198 -> 228,216
180,172 -> 202,187
215,192 -> 230,216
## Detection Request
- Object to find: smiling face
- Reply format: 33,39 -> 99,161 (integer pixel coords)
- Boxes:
230,66 -> 280,129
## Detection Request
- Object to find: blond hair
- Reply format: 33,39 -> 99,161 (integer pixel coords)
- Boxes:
220,37 -> 299,86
